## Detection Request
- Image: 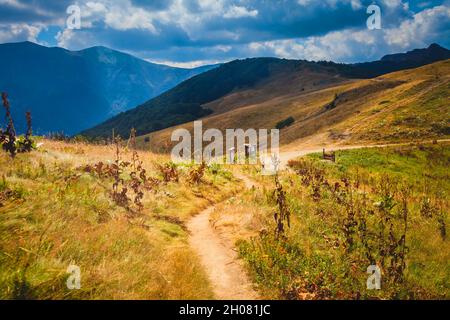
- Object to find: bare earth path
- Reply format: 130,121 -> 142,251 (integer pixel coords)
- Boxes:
188,208 -> 258,300
187,174 -> 258,300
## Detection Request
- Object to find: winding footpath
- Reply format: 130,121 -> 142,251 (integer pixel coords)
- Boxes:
187,174 -> 258,300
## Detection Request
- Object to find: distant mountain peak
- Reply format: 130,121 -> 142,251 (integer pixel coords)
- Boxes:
18,40 -> 40,46
80,45 -> 122,54
428,43 -> 444,50
0,41 -> 217,135
1,40 -> 42,49
381,43 -> 450,62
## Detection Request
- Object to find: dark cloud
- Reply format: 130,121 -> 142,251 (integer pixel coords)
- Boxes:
0,0 -> 448,65
130,0 -> 174,10
0,0 -> 74,23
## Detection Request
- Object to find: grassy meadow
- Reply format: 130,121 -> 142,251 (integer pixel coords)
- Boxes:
232,142 -> 449,299
0,139 -> 240,299
0,137 -> 448,300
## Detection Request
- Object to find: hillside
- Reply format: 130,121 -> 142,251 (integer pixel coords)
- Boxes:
81,44 -> 450,140
0,41 -> 216,134
139,59 -> 449,152
81,58 -> 349,138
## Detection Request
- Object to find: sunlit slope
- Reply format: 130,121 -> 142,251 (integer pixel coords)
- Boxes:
140,60 -> 449,151
83,58 -> 351,139
335,60 -> 449,144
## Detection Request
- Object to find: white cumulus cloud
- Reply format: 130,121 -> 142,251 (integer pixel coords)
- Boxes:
223,5 -> 258,19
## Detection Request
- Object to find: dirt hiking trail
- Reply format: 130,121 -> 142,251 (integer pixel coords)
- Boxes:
187,173 -> 258,299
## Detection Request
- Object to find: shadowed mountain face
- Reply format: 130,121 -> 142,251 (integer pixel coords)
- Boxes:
81,44 -> 450,139
337,43 -> 450,78
0,41 -> 216,135
381,43 -> 450,63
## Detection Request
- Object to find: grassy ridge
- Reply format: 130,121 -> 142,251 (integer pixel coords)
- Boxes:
143,60 -> 450,152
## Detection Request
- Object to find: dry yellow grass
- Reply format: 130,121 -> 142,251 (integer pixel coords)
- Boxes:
1,138 -> 448,300
0,139 -> 241,299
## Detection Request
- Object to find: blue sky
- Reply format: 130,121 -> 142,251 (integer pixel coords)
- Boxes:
0,0 -> 449,67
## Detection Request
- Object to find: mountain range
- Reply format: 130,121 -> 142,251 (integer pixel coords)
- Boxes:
81,43 -> 450,140
0,41 -> 216,135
